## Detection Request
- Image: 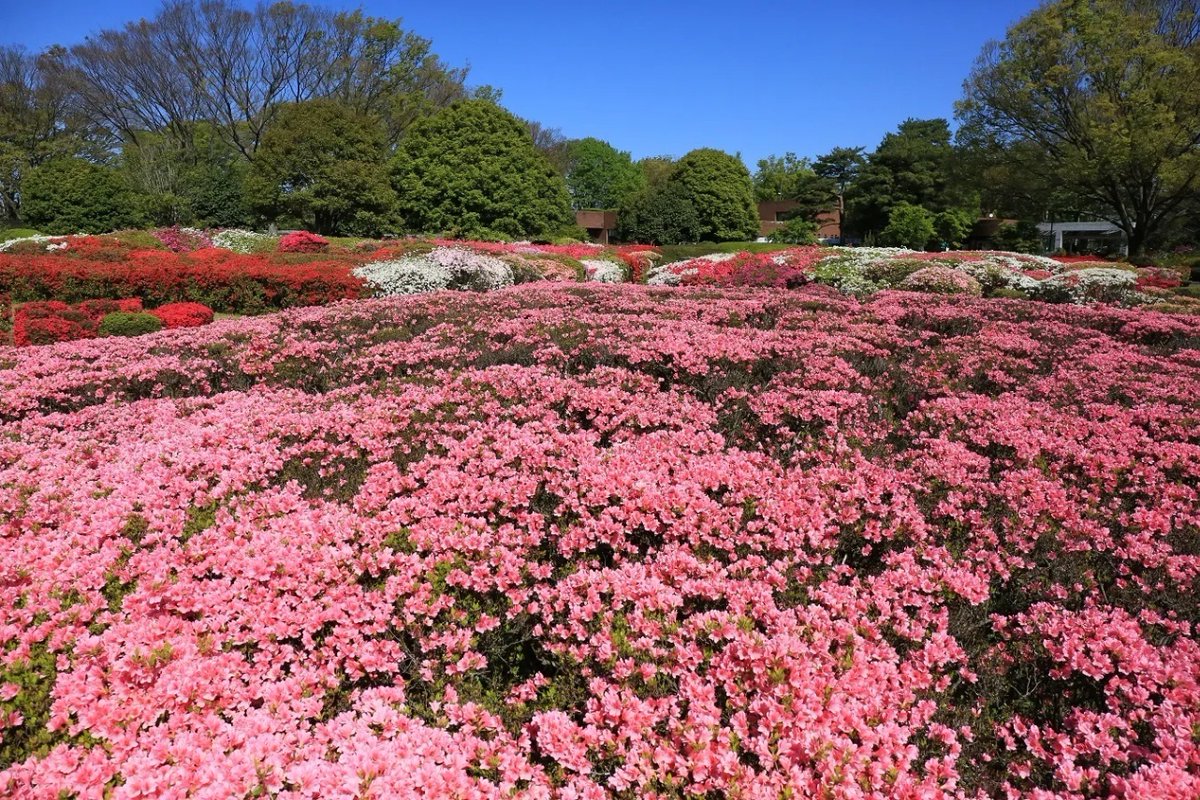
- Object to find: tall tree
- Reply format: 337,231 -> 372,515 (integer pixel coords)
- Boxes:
245,99 -> 396,236
61,1 -> 473,159
525,120 -> 571,175
564,137 -> 645,210
391,99 -> 575,239
637,156 -> 676,189
845,118 -> 970,238
669,148 -> 759,242
0,46 -> 92,221
813,146 -> 865,242
753,152 -> 836,222
957,0 -> 1200,256
617,181 -> 702,245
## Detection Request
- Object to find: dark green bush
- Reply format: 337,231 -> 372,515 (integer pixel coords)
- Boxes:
98,311 -> 163,337
990,287 -> 1029,300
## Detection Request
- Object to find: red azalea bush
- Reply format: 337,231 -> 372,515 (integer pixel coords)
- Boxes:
12,300 -> 99,346
666,247 -> 824,287
1,285 -> 1197,798
150,301 -> 214,329
1134,266 -> 1184,290
76,298 -> 144,319
278,231 -> 330,253
0,251 -> 367,314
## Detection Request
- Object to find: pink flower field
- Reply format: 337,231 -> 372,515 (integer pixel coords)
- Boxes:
1,283 -> 1198,798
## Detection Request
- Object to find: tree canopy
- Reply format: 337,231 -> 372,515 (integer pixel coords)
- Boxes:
21,157 -> 139,234
670,148 -> 759,242
564,137 -> 645,211
246,99 -> 396,236
846,118 -> 971,238
957,0 -> 1200,255
391,99 -> 575,239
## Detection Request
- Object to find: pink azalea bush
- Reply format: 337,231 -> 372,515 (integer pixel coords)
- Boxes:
1,284 -> 1199,798
899,265 -> 984,296
278,231 -> 331,254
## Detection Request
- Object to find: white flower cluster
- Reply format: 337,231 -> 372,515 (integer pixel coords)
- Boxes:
582,259 -> 627,283
0,234 -> 61,252
1039,267 -> 1138,303
353,247 -> 515,296
212,229 -> 274,254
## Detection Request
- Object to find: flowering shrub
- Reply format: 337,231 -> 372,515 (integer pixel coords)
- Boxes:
898,265 -> 984,295
0,284 -> 1197,798
0,251 -> 367,313
1035,267 -> 1140,304
0,235 -> 61,254
581,258 -> 628,283
278,231 -> 330,253
76,298 -> 144,319
149,302 -> 214,329
353,247 -> 515,295
652,247 -> 823,288
11,301 -> 97,346
211,229 -> 276,254
151,226 -> 213,253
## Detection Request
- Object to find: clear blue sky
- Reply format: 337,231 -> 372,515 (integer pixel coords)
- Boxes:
2,0 -> 1043,167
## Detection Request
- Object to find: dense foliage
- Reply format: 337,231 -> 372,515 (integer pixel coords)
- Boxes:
20,158 -> 139,234
391,100 -> 575,240
957,0 -> 1200,256
564,138 -> 645,211
617,181 -> 703,245
0,284 -> 1197,798
669,148 -> 760,242
246,101 -> 398,237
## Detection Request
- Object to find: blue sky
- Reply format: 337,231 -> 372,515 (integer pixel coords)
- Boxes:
2,0 -> 1043,167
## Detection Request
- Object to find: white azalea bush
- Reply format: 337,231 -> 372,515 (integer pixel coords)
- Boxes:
1033,266 -> 1140,304
0,235 -> 64,253
353,247 -> 515,296
582,258 -> 628,283
212,229 -> 276,254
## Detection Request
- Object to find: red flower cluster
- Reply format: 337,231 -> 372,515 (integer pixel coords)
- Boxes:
670,247 -> 825,287
0,250 -> 366,314
278,231 -> 330,253
149,301 -> 215,329
11,298 -> 146,346
1134,266 -> 1184,289
8,298 -> 215,346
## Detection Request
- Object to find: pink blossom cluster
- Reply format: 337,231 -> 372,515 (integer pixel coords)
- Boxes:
0,284 -> 1198,798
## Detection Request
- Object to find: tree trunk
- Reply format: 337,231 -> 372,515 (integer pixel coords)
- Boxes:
1127,225 -> 1148,260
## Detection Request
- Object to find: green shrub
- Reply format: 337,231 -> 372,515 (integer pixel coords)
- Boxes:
1173,283 -> 1200,298
99,311 -> 163,337
110,230 -> 167,250
990,287 -> 1030,300
862,257 -> 929,285
767,217 -> 818,245
21,158 -> 141,235
880,203 -> 935,250
0,228 -> 40,243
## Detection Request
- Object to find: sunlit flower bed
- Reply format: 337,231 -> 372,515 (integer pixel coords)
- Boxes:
1,284 -> 1197,798
652,247 -> 1196,312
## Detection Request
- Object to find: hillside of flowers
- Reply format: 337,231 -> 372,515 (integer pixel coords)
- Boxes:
0,229 -> 652,320
648,247 -> 1199,312
1,281 -> 1198,798
3,230 -> 1198,349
